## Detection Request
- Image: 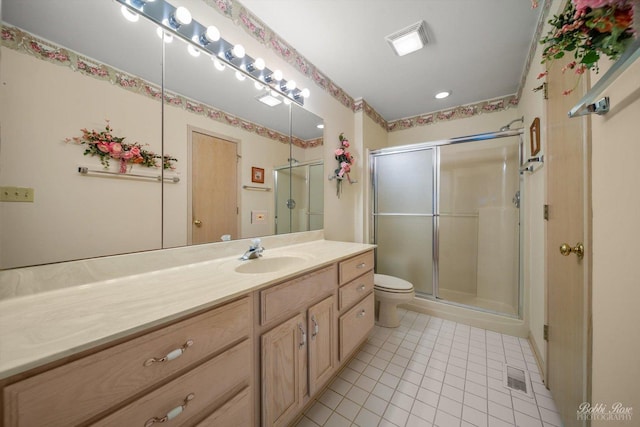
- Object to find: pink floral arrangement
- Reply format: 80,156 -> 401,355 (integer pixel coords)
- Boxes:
538,0 -> 637,94
334,133 -> 355,197
66,121 -> 177,173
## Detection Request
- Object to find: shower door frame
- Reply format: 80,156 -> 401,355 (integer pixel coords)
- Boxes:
273,160 -> 324,235
370,129 -> 524,319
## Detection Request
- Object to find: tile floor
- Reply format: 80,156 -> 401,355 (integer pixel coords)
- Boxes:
295,308 -> 563,427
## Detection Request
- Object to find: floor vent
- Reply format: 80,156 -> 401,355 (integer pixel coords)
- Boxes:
503,365 -> 533,397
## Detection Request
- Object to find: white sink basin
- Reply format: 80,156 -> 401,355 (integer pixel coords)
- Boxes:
234,256 -> 306,274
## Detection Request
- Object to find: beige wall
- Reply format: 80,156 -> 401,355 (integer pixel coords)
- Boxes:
590,57 -> 640,424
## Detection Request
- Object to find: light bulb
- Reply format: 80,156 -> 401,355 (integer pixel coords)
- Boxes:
213,57 -> 226,71
435,91 -> 451,99
253,58 -> 265,70
285,80 -> 296,91
273,70 -> 283,81
188,38 -> 200,57
121,6 -> 139,22
235,71 -> 246,81
175,6 -> 192,25
232,44 -> 245,59
270,90 -> 279,98
156,26 -> 173,43
168,6 -> 191,29
301,88 -> 310,98
225,44 -> 245,61
202,26 -> 220,44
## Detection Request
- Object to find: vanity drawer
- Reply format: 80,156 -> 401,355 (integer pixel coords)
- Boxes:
339,251 -> 374,285
3,297 -> 251,427
195,386 -> 251,426
339,293 -> 374,360
339,272 -> 374,311
93,340 -> 251,427
260,264 -> 337,325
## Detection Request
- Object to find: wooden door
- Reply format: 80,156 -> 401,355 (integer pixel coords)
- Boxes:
261,313 -> 306,427
191,131 -> 238,244
308,295 -> 335,396
545,60 -> 591,426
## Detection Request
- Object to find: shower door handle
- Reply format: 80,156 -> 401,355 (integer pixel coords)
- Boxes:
559,242 -> 584,259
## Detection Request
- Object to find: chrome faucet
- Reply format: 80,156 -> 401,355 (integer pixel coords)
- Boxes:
240,238 -> 265,260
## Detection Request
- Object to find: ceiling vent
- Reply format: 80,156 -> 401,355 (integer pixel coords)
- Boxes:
385,21 -> 429,57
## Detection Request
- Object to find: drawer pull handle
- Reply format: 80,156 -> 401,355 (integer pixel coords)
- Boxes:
357,309 -> 366,318
143,340 -> 194,367
356,262 -> 366,269
357,284 -> 366,292
311,315 -> 319,339
144,393 -> 194,427
299,323 -> 307,348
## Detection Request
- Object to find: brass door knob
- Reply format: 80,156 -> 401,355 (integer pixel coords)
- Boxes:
559,242 -> 584,259
193,219 -> 202,227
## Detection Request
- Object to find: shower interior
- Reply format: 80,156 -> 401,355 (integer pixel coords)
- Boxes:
274,161 -> 324,234
371,131 -> 522,317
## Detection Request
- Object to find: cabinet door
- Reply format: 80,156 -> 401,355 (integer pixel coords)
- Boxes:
308,296 -> 336,396
261,313 -> 306,427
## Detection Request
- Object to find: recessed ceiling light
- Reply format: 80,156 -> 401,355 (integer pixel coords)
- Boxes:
257,92 -> 282,107
435,91 -> 451,99
385,21 -> 428,57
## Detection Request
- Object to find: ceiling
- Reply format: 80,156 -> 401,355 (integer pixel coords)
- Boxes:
241,0 -> 543,122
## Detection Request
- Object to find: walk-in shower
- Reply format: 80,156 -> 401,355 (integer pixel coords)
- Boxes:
370,128 -> 523,317
274,161 -> 324,234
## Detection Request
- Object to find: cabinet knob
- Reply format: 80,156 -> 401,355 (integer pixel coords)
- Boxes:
356,262 -> 366,269
357,284 -> 366,292
357,309 -> 366,318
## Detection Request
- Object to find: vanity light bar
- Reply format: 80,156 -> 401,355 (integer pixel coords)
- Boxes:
115,0 -> 306,106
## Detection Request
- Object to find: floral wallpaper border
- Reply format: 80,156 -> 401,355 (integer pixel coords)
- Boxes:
202,0 -> 546,133
0,25 -> 321,149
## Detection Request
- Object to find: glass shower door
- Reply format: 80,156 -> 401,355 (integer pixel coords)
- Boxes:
438,138 -> 520,315
373,148 -> 435,295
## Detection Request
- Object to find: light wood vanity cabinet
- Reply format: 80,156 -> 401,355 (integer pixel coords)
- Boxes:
259,266 -> 337,427
259,250 -> 375,427
338,251 -> 375,361
2,296 -> 253,427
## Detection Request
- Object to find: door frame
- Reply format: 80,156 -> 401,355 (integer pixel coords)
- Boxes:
543,62 -> 593,425
187,125 -> 241,245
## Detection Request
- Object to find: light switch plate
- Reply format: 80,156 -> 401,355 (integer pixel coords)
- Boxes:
0,186 -> 34,202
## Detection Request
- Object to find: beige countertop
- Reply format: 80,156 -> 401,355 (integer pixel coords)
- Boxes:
0,239 -> 375,380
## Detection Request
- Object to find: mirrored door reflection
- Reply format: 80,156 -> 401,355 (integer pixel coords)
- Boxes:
274,161 -> 324,235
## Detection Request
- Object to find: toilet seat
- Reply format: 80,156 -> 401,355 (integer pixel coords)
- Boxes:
374,274 -> 414,294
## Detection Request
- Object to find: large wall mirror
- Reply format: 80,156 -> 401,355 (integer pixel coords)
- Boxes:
0,0 -> 324,269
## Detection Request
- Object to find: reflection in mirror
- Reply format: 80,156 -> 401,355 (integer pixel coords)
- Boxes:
0,0 -> 163,269
0,0 -> 325,269
274,160 -> 324,234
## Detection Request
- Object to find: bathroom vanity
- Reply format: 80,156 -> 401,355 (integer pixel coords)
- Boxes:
0,236 -> 375,427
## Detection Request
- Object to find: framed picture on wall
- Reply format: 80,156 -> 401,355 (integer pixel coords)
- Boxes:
530,117 -> 541,156
251,166 -> 265,184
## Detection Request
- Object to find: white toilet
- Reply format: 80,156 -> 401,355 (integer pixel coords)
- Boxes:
374,274 -> 415,328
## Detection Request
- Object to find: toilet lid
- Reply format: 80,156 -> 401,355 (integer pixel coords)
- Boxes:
374,274 -> 414,293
